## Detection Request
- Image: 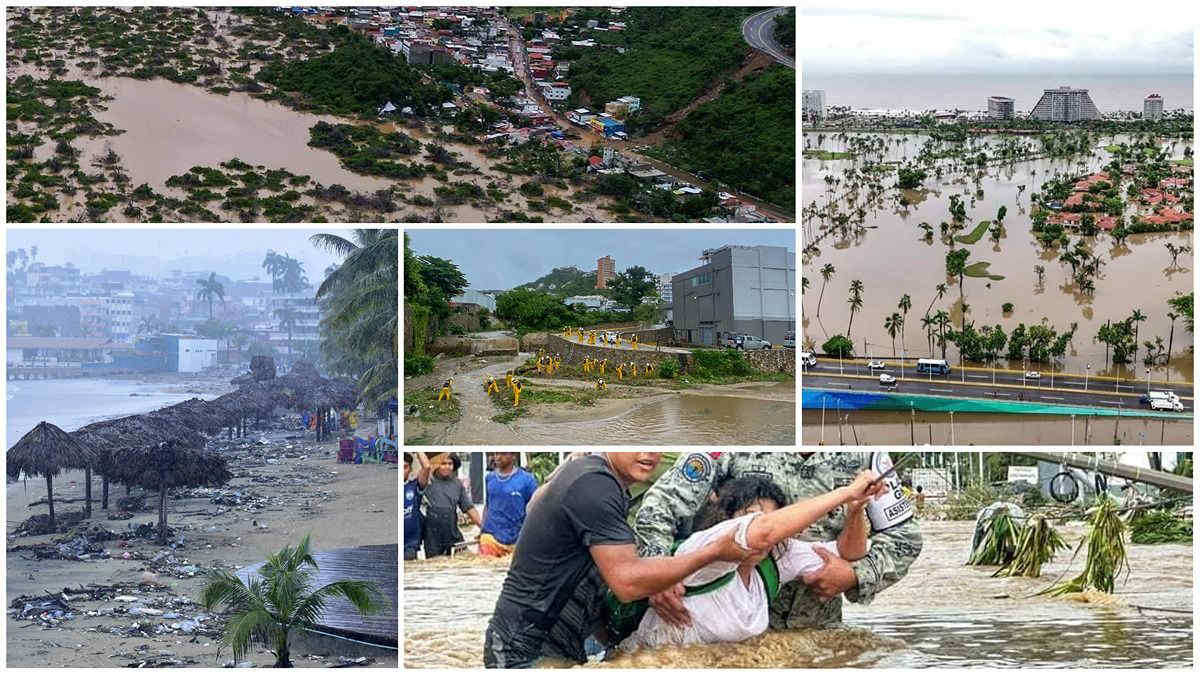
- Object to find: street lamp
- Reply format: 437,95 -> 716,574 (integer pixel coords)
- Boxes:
1084,363 -> 1091,391
949,410 -> 955,445
1146,366 -> 1152,394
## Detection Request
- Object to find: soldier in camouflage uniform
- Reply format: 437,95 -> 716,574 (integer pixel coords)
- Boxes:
634,452 -> 922,629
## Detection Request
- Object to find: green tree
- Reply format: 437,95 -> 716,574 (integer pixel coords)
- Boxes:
608,265 -> 658,312
846,280 -> 864,336
201,535 -> 382,668
925,282 -> 947,318
195,272 -> 226,320
817,263 -> 835,316
898,293 -> 912,349
884,312 -> 903,357
415,255 -> 468,302
822,334 -> 853,357
946,248 -> 970,297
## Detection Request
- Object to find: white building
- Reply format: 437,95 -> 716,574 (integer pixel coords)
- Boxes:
564,295 -> 611,310
802,90 -> 825,121
540,82 -> 571,101
106,291 -> 135,343
1144,94 -> 1164,122
270,292 -> 321,357
1029,86 -> 1100,122
568,108 -> 594,125
615,95 -> 640,112
987,96 -> 1015,120
656,272 -> 674,304
175,337 -> 220,373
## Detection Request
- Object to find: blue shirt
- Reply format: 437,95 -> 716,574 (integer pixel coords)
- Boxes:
482,468 -> 538,545
404,478 -> 424,551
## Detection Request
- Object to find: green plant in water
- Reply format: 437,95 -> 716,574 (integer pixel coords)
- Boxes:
996,514 -> 1067,578
1128,509 -> 1192,545
1044,496 -> 1130,596
967,507 -> 1022,566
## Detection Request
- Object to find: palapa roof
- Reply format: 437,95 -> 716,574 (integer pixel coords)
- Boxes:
111,440 -> 232,490
8,420 -> 99,479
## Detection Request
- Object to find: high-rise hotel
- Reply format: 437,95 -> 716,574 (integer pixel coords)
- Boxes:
1029,86 -> 1100,122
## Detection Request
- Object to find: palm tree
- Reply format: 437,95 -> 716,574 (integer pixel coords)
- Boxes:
925,283 -> 947,317
898,294 -> 911,349
310,230 -> 398,409
201,535 -> 382,668
195,272 -> 226,320
920,313 -> 935,356
846,280 -> 864,336
1166,311 -> 1178,367
1129,309 -> 1146,359
934,310 -> 951,359
884,312 -> 903,357
274,308 -> 298,357
816,264 -> 835,316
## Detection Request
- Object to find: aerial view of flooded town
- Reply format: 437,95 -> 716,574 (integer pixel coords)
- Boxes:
403,229 -> 796,445
800,4 -> 1194,445
6,5 -> 795,223
6,229 -> 398,667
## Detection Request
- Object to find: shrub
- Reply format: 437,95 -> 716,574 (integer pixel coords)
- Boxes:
1002,302 -> 1014,313
657,359 -> 679,379
404,355 -> 434,376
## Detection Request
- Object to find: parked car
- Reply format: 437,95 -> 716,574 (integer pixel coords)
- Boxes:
604,331 -> 619,345
740,335 -> 772,350
723,334 -> 744,349
799,351 -> 817,368
1024,371 -> 1041,380
783,332 -> 795,349
867,360 -> 887,370
879,373 -> 896,386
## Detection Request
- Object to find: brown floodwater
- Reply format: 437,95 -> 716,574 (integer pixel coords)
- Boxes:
403,521 -> 1193,668
802,132 -> 1194,378
802,410 -> 1194,446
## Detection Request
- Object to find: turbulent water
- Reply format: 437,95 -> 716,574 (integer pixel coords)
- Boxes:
5,378 -> 212,446
402,521 -> 1192,668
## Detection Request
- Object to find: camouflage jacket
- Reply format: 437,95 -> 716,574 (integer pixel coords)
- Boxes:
633,452 -> 923,628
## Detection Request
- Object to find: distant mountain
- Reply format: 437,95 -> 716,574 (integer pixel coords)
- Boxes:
515,266 -> 606,297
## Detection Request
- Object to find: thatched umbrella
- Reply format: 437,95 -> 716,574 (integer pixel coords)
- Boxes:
7,421 -> 99,531
74,414 -> 208,512
112,439 -> 232,545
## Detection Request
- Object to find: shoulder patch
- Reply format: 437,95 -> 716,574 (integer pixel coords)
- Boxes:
681,453 -> 714,482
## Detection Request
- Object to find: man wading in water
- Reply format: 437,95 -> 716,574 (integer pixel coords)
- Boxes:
484,453 -> 761,668
423,454 -> 483,558
635,453 -> 922,630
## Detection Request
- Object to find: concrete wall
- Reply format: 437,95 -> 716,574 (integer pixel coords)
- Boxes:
547,335 -> 687,371
429,336 -> 518,356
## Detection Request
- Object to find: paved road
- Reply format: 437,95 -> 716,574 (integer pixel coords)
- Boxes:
741,8 -> 794,69
804,365 -> 1194,414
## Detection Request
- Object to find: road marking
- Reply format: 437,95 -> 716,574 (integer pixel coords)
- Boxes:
1041,396 -> 1064,401
930,388 -> 954,393
1100,400 -> 1120,405
994,392 -> 1013,397
967,375 -> 989,379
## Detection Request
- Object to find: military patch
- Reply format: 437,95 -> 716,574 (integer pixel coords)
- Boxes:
681,453 -> 713,482
798,465 -> 816,479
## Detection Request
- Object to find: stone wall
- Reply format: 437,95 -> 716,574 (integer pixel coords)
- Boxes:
546,335 -> 689,371
745,348 -> 796,375
429,336 -> 518,356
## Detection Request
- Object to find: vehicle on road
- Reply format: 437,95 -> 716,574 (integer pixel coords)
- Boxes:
740,335 -> 772,350
916,358 -> 951,375
604,331 -> 619,345
867,360 -> 886,370
1024,371 -> 1041,380
878,373 -> 896,386
1150,397 -> 1185,412
1143,390 -> 1182,407
799,351 -> 817,368
783,331 -> 795,349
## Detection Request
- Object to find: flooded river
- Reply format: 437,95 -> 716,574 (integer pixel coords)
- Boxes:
801,410 -> 1194,446
802,132 -> 1193,378
403,521 -> 1192,668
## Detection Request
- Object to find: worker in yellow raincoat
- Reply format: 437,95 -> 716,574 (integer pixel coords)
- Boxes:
485,375 -> 500,394
512,379 -> 524,407
599,358 -> 607,375
438,378 -> 454,401
595,378 -> 606,390
616,363 -> 624,380
505,370 -> 514,391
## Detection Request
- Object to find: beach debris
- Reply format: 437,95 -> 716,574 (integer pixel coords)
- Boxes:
9,591 -> 75,627
9,536 -> 110,561
222,660 -> 257,668
112,646 -> 199,667
333,656 -> 373,667
12,511 -> 86,537
117,495 -> 149,511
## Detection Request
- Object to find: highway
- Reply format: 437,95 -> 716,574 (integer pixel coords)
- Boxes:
804,360 -> 1193,413
741,8 -> 794,69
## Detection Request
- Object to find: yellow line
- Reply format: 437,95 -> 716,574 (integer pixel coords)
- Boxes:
834,358 -> 1192,387
807,372 -> 1194,401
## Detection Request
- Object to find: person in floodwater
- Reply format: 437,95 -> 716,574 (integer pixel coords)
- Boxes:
483,453 -> 761,669
404,452 -> 432,560
479,453 -> 538,557
635,453 -> 923,629
616,472 -> 884,650
423,454 -> 483,558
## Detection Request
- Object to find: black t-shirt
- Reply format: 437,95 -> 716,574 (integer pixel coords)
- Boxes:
490,454 -> 634,660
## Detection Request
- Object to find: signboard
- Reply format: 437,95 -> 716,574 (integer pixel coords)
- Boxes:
1007,466 -> 1040,485
910,468 -> 952,497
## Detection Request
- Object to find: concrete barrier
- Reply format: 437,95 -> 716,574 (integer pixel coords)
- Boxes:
429,336 -> 518,356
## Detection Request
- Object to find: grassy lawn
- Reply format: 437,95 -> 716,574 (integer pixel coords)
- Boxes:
488,384 -> 610,423
804,149 -> 855,160
404,386 -> 462,424
963,261 -> 1005,280
954,220 -> 992,245
1170,158 -> 1194,166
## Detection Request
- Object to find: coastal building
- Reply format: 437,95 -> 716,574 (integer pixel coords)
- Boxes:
595,255 -> 615,289
564,295 -> 611,310
269,292 -> 321,359
449,288 -> 496,312
1029,86 -> 1100,122
656,272 -> 674,305
987,96 -> 1015,120
539,82 -> 571,101
802,90 -> 825,121
670,245 -> 795,346
1144,94 -> 1164,122
106,290 -> 135,343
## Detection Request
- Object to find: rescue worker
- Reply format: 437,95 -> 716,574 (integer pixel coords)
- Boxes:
600,358 -> 607,375
506,370 -> 514,391
485,375 -> 500,395
596,378 -> 607,390
616,363 -> 625,380
438,378 -> 454,401
512,379 -> 524,407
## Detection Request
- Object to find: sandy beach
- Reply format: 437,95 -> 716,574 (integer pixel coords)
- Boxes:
7,423 -> 398,668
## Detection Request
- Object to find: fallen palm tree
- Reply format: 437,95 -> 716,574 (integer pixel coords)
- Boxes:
1044,496 -> 1130,596
967,503 -> 1023,566
996,514 -> 1067,578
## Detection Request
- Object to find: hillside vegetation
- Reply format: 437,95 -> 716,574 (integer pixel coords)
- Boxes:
567,7 -> 751,127
515,266 -> 603,298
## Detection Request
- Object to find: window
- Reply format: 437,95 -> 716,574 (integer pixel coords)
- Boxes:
689,272 -> 711,288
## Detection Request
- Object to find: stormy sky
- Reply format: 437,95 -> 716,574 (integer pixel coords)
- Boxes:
802,1 -> 1195,75
405,228 -> 795,290
4,228 -> 359,282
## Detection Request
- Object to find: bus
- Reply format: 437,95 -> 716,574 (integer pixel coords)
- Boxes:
916,358 -> 950,375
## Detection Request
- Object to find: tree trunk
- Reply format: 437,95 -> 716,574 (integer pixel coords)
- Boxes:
84,466 -> 93,519
46,474 -> 56,532
275,630 -> 293,667
102,477 -> 110,510
157,482 -> 168,546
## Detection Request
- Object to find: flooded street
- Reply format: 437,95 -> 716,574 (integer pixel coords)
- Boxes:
403,521 -> 1192,668
802,132 -> 1193,378
801,410 -> 1194,445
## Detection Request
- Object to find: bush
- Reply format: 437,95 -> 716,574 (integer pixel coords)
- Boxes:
690,349 -> 752,379
657,359 -> 679,379
404,355 -> 434,376
821,334 -> 854,357
1002,302 -> 1014,313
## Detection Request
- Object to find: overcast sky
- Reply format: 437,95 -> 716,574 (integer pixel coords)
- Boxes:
406,228 -> 795,289
802,1 -> 1195,75
5,228 -> 360,282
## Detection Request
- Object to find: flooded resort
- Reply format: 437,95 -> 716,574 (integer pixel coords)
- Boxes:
6,6 -> 795,223
6,229 -> 399,667
403,452 -> 1193,669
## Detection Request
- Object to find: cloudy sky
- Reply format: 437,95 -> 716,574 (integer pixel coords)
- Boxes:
406,228 -> 795,290
802,1 -> 1195,75
5,228 -> 359,282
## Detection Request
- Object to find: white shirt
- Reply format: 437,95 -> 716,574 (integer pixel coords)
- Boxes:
619,514 -> 845,650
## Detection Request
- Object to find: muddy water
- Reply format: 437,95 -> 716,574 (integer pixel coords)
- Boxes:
802,133 -> 1193,377
802,410 -> 1194,445
404,521 -> 1192,668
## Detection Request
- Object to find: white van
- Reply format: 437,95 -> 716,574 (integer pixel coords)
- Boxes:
799,351 -> 817,368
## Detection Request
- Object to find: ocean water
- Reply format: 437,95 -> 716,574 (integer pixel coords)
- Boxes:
802,73 -> 1194,113
5,378 -> 211,446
